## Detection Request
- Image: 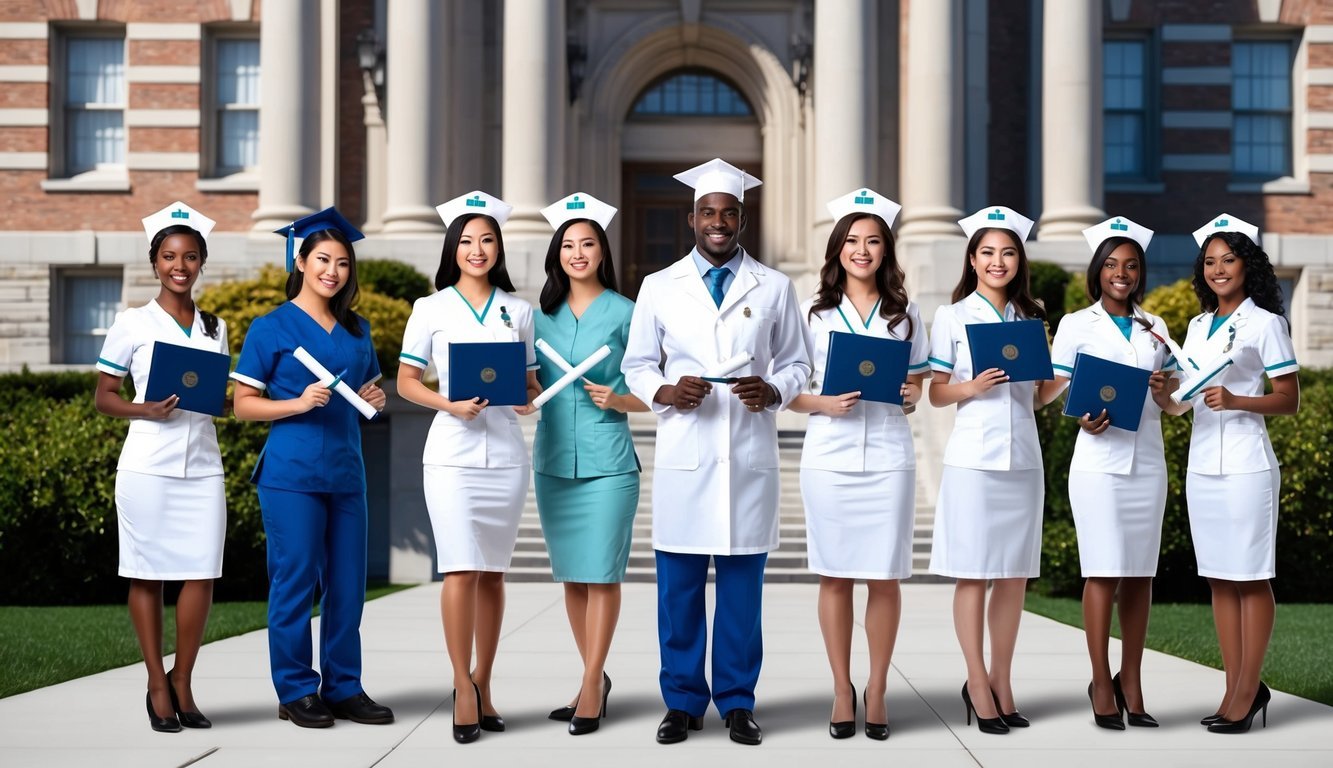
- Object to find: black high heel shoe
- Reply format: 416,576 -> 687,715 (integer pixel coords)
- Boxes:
452,683 -> 482,744
864,688 -> 888,740
990,689 -> 1030,728
829,683 -> 856,739
1088,681 -> 1126,730
1112,673 -> 1158,728
550,671 -> 609,722
1200,712 -> 1225,726
146,690 -> 181,733
962,682 -> 1008,734
569,673 -> 611,735
166,668 -> 211,729
1208,682 -> 1270,734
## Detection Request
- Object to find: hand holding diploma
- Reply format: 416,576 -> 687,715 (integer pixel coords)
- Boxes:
293,346 -> 379,419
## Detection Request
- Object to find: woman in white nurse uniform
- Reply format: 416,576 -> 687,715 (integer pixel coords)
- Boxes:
1164,215 -> 1299,734
93,202 -> 227,733
1035,217 -> 1179,729
396,191 -> 540,744
927,206 -> 1046,735
792,190 -> 928,740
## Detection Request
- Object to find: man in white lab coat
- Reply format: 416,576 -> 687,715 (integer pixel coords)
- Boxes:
622,158 -> 811,746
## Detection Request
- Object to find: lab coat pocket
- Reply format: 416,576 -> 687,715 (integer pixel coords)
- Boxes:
655,412 -> 699,470
734,307 -> 777,355
748,420 -> 779,470
877,419 -> 914,469
1221,420 -> 1271,473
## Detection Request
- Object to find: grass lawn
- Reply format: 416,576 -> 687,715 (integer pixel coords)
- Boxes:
0,583 -> 411,699
1024,593 -> 1333,707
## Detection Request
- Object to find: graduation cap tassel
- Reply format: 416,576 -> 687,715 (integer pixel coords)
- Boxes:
285,228 -> 295,272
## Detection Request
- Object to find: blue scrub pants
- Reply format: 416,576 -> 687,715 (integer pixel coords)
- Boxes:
655,549 -> 767,718
258,486 -> 368,704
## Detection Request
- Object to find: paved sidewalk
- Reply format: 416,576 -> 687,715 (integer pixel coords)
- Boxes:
1,583 -> 1329,767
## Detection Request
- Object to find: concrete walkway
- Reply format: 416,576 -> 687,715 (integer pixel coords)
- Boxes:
1,583 -> 1329,767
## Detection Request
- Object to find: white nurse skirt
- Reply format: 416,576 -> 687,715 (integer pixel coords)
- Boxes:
1186,468 -> 1279,581
424,464 -> 528,573
1069,464 -> 1167,577
930,466 -> 1043,579
115,470 -> 226,580
801,468 -> 915,580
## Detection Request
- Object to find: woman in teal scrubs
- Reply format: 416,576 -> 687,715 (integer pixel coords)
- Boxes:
533,193 -> 645,735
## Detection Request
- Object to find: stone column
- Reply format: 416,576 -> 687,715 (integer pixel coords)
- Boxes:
812,0 -> 875,249
897,0 -> 964,240
382,0 -> 444,233
361,72 -> 387,233
1037,0 -> 1104,238
251,0 -> 319,230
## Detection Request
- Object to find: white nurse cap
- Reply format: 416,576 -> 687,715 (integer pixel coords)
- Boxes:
540,192 -> 617,230
826,188 -> 901,228
1082,216 -> 1153,254
673,158 -> 762,202
142,201 -> 215,244
1193,213 -> 1260,247
436,190 -> 513,229
958,205 -> 1034,242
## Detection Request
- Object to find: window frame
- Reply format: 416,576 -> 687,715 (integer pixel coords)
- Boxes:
49,266 -> 123,366
200,23 -> 261,182
1229,34 -> 1299,182
48,23 -> 128,182
629,69 -> 754,119
1102,31 -> 1159,187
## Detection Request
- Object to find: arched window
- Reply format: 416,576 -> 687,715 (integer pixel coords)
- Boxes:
631,70 -> 753,117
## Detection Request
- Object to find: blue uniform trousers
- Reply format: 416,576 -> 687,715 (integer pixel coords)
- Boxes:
655,549 -> 767,718
258,486 -> 368,704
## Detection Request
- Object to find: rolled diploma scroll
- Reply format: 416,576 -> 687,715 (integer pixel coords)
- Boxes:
532,344 -> 612,410
535,338 -> 597,385
705,351 -> 754,380
293,346 -> 378,419
1171,354 -> 1235,404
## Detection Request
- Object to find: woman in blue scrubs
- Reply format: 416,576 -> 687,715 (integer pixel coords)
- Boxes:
231,207 -> 393,729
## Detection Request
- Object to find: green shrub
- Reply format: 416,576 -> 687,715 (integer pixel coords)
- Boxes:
1029,261 -> 1071,332
358,259 -> 432,304
1064,273 -> 1092,317
1141,277 -> 1195,346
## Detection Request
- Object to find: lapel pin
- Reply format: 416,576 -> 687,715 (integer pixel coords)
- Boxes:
743,307 -> 752,318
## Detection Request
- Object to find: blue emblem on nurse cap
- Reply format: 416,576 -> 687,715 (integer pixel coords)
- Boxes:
1215,217 -> 1229,227
171,208 -> 190,220
987,208 -> 1005,221
1111,218 -> 1128,232
466,195 -> 487,208
566,195 -> 585,211
854,190 -> 874,205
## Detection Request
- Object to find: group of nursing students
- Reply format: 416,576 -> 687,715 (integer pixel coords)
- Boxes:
97,156 -> 1298,745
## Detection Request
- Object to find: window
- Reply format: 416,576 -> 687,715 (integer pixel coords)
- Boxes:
53,269 -> 121,365
631,71 -> 753,117
1104,39 -> 1150,179
1232,40 -> 1293,178
206,33 -> 260,176
62,35 -> 125,176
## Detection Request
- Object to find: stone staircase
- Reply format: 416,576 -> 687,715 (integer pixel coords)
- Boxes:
507,414 -> 945,584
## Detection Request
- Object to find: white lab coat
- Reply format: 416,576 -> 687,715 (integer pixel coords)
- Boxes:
1050,302 -> 1176,475
95,299 -> 228,478
622,249 -> 812,555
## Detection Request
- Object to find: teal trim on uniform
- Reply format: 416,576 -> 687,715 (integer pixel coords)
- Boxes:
176,321 -> 192,338
835,302 -> 878,333
451,285 -> 496,325
908,361 -> 931,371
1264,359 -> 1297,371
1182,360 -> 1234,400
1207,313 -> 1232,339
1052,363 -> 1074,373
97,356 -> 129,372
976,292 -> 1006,322
1110,314 -> 1133,340
399,352 -> 429,366
1164,355 -> 1180,371
928,356 -> 954,370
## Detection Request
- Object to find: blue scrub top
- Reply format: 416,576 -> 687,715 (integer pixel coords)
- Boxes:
234,301 -> 380,493
532,290 -> 639,478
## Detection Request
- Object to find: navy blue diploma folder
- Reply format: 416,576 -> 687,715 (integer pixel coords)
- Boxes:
965,319 -> 1053,382
822,331 -> 911,405
1063,352 -> 1151,432
144,341 -> 230,416
448,341 -> 527,406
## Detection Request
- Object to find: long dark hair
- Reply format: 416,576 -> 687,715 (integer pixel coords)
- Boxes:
285,228 -> 364,337
951,227 -> 1046,320
1193,231 -> 1287,321
539,218 -> 619,315
149,224 -> 220,339
808,213 -> 913,339
434,214 -> 516,292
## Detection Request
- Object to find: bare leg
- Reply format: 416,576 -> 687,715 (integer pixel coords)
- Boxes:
442,572 -> 480,724
472,572 -> 506,717
129,579 -> 172,718
863,579 -> 901,725
1220,579 -> 1275,722
169,579 -> 214,711
1083,577 -> 1118,713
562,582 -> 589,708
1115,577 -> 1154,712
818,576 -> 855,723
573,583 -> 621,719
954,579 -> 998,719
987,578 -> 1027,712
1208,578 -> 1243,716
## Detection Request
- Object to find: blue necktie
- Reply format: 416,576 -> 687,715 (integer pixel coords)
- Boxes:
706,266 -> 728,308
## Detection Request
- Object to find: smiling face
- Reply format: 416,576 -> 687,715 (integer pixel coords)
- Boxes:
560,221 -> 604,283
297,236 -> 351,300
1202,235 -> 1246,304
969,230 -> 1020,291
456,216 -> 500,280
153,232 -> 203,295
688,192 -> 744,263
838,217 -> 886,284
1099,242 -> 1141,309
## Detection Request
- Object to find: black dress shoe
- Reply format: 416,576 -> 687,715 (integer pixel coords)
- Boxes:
480,714 -> 506,732
725,708 -> 762,745
549,704 -> 576,721
829,684 -> 855,739
279,694 -> 335,728
656,709 -> 703,744
1112,673 -> 1158,728
325,692 -> 395,725
146,691 -> 181,733
166,669 -> 211,729
569,673 -> 611,735
991,689 -> 1030,728
1088,682 -> 1125,730
864,689 -> 889,740
452,684 -> 481,744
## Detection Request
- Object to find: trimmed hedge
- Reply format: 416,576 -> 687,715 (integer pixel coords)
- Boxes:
358,259 -> 432,305
1029,261 -> 1071,332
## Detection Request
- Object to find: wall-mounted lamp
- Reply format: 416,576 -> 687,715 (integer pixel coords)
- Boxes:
790,34 -> 812,98
356,28 -> 387,109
